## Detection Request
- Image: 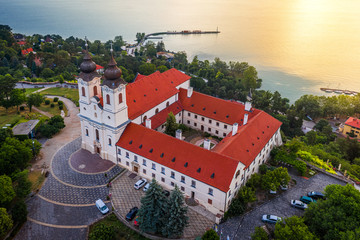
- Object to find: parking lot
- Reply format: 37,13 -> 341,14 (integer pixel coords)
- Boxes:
111,171 -> 214,239
219,171 -> 347,240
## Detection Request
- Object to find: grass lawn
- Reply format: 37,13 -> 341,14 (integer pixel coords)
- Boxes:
23,88 -> 43,95
28,170 -> 45,192
40,88 -> 79,105
0,106 -> 49,127
89,213 -> 148,240
36,98 -> 68,116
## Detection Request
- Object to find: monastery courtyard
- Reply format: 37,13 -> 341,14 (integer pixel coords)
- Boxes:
16,136 -> 215,239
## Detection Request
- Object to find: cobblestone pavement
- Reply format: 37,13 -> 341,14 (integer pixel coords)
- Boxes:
52,137 -> 122,187
219,172 -> 347,240
111,171 -> 214,239
15,138 -> 123,240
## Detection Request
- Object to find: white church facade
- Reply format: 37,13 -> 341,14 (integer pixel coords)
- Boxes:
77,51 -> 283,217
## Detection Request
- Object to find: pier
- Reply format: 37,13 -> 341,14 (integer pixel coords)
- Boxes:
320,88 -> 358,95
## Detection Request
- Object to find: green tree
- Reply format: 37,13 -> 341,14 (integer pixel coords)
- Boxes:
156,65 -> 168,73
135,32 -> 145,44
89,223 -> 115,240
10,89 -> 26,111
165,112 -> 179,137
138,63 -> 156,75
0,74 -> 17,111
242,66 -> 259,90
262,167 -> 290,191
138,179 -> 168,234
13,170 -> 31,199
11,200 -> 28,223
304,184 -> 360,240
251,226 -> 268,240
0,208 -> 13,239
202,229 -> 219,240
26,93 -> 44,112
40,68 -> 55,78
162,185 -> 188,237
274,216 -> 317,240
0,175 -> 15,206
156,41 -> 165,52
0,137 -> 32,176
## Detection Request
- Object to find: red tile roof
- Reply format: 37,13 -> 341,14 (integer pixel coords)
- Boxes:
17,41 -> 26,46
96,64 -> 104,70
179,88 -> 259,125
116,123 -> 239,192
212,111 -> 282,168
21,48 -> 34,56
126,69 -> 190,120
345,117 -> 360,129
134,73 -> 146,82
148,101 -> 183,129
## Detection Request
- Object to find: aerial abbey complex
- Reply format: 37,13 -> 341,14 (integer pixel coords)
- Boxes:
77,50 -> 282,216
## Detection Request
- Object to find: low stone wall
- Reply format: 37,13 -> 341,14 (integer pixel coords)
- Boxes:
16,81 -> 78,89
304,161 -> 353,185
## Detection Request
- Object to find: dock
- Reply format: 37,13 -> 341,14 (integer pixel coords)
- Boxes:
320,88 -> 358,95
142,29 -> 220,42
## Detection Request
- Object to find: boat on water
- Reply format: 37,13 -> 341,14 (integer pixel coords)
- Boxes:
344,91 -> 352,95
334,90 -> 343,94
325,89 -> 333,93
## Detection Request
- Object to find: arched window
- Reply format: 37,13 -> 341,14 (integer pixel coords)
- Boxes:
95,129 -> 99,141
93,86 -> 98,96
85,129 -> 89,136
166,101 -> 170,107
119,93 -> 123,104
109,138 -> 112,146
235,170 -> 240,179
155,108 -> 159,114
143,116 -> 147,123
106,94 -> 110,105
81,87 -> 85,97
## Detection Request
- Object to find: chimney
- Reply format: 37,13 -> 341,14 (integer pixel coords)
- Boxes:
187,87 -> 193,98
176,129 -> 182,140
204,138 -> 211,150
232,123 -> 238,136
244,113 -> 248,125
145,118 -> 151,129
245,102 -> 252,112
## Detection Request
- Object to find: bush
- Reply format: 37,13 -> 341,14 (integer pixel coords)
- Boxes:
251,226 -> 268,240
259,164 -> 268,175
44,100 -> 50,105
59,105 -> 63,110
53,97 -> 59,102
50,103 -> 55,108
11,200 -> 28,223
58,101 -> 63,106
89,223 -> 115,240
19,106 -> 25,111
202,229 -> 219,240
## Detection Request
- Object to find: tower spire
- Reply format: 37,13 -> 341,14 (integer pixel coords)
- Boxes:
85,36 -> 89,51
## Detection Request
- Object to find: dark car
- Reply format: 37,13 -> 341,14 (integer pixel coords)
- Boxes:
126,207 -> 138,221
300,196 -> 317,204
307,191 -> 325,200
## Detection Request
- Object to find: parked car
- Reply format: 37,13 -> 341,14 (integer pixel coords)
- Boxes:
262,215 -> 282,224
133,216 -> 139,227
307,191 -> 325,200
291,200 -> 308,210
134,179 -> 147,190
126,207 -> 138,221
269,189 -> 277,194
95,199 -> 109,214
300,196 -> 317,204
143,183 -> 150,192
163,190 -> 170,197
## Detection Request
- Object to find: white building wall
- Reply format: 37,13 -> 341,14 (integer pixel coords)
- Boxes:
183,110 -> 232,138
176,80 -> 190,90
116,146 -> 228,215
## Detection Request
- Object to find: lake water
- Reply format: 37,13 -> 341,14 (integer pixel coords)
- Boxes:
1,0 -> 360,102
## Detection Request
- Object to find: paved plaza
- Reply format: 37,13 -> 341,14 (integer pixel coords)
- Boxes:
219,171 -> 347,240
111,171 -> 215,239
16,138 -> 122,240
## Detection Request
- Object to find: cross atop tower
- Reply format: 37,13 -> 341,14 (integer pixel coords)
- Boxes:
110,42 -> 113,55
85,36 -> 88,50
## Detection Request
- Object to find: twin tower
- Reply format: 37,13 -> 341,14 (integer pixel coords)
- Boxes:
77,49 -> 129,162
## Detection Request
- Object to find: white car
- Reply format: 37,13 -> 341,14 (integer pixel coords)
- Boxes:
291,200 -> 308,210
95,199 -> 109,214
143,183 -> 150,192
134,179 -> 147,190
262,214 -> 282,224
